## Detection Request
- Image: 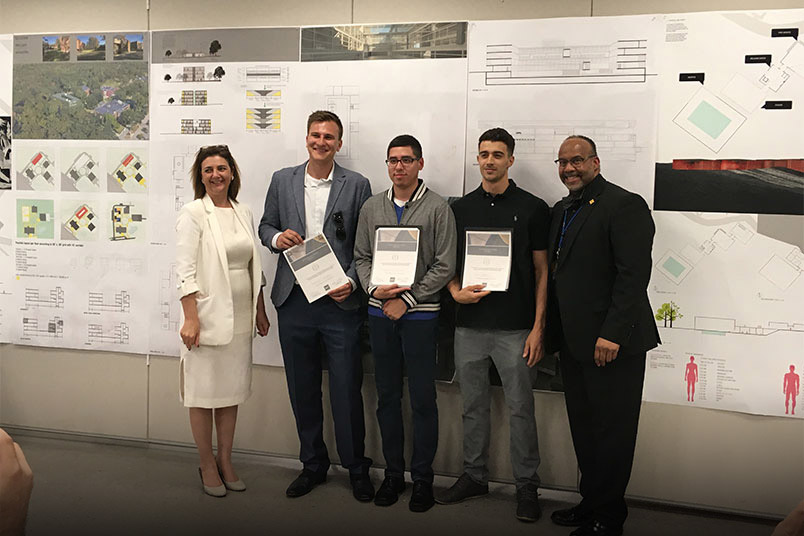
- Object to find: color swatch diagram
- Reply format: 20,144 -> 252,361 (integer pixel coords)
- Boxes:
246,89 -> 281,99
246,108 -> 281,131
20,151 -> 56,190
64,204 -> 98,241
111,152 -> 146,193
180,118 -> 212,134
110,203 -> 145,241
64,151 -> 100,192
17,199 -> 54,239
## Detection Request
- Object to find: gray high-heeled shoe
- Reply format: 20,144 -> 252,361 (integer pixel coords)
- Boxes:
199,467 -> 226,497
218,466 -> 246,492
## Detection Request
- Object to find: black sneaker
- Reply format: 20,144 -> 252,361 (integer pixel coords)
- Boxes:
516,483 -> 541,522
374,475 -> 406,507
434,473 -> 489,504
409,480 -> 435,512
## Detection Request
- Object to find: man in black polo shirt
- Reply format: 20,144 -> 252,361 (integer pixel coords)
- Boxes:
435,127 -> 550,522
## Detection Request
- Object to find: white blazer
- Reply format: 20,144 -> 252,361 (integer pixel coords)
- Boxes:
175,194 -> 263,346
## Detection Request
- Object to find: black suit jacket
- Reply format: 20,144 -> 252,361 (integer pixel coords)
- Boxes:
546,175 -> 660,361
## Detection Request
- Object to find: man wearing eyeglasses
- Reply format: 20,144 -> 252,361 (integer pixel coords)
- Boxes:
436,127 -> 548,523
259,110 -> 374,503
546,135 -> 659,536
353,134 -> 456,512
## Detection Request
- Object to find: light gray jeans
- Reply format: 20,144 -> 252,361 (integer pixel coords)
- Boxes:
454,327 -> 541,489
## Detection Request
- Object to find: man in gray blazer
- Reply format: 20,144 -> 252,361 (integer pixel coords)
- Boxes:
259,110 -> 374,502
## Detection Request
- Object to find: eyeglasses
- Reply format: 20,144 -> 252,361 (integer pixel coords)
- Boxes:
554,155 -> 596,168
333,211 -> 346,240
386,156 -> 419,167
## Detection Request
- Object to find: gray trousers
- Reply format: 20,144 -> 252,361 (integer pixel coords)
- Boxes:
454,327 -> 541,489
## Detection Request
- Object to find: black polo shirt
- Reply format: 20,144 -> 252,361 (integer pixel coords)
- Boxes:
451,180 -> 550,330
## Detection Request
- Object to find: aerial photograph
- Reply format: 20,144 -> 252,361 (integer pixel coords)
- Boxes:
13,62 -> 149,140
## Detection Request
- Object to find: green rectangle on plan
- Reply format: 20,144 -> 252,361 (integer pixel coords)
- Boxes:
688,100 -> 731,139
662,256 -> 687,278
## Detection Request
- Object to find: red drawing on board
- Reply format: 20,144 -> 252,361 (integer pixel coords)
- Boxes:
684,356 -> 698,402
784,365 -> 799,415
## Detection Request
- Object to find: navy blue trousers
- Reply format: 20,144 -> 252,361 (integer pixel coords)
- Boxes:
368,313 -> 439,483
277,286 -> 371,475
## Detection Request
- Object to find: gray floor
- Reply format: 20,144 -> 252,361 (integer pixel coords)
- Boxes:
13,433 -> 776,536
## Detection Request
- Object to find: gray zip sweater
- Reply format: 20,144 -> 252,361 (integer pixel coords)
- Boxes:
354,180 -> 457,312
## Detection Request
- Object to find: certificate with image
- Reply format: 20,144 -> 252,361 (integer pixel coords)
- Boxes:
284,233 -> 349,303
461,230 -> 512,292
370,227 -> 420,287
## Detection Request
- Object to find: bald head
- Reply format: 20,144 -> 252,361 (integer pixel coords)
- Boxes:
556,135 -> 601,193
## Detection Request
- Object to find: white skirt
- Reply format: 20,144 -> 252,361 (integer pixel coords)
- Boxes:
180,266 -> 253,408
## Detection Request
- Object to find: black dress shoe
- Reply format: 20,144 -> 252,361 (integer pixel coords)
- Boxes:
374,475 -> 406,506
570,521 -> 624,536
409,480 -> 435,513
551,504 -> 593,526
350,473 -> 375,502
286,469 -> 327,498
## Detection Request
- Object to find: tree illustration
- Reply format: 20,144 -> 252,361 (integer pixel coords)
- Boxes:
213,66 -> 226,79
209,40 -> 222,55
165,49 -> 172,57
655,301 -> 683,327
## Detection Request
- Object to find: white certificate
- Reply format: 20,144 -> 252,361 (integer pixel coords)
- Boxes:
283,233 -> 349,303
461,230 -> 512,292
370,227 -> 420,287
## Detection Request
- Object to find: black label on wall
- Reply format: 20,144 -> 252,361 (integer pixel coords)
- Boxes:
679,72 -> 705,83
745,55 -> 772,65
762,101 -> 793,110
771,28 -> 799,39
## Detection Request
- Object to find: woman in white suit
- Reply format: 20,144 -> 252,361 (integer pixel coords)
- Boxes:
176,145 -> 270,497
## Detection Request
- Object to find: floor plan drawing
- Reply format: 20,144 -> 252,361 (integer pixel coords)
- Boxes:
24,286 -> 64,309
477,40 -> 650,86
87,321 -> 130,344
22,316 -> 64,338
88,290 -> 131,313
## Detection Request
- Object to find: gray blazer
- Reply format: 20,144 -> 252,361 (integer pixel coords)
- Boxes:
258,161 -> 372,310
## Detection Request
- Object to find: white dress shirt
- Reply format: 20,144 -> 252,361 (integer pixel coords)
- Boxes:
271,164 -> 355,291
271,163 -> 333,248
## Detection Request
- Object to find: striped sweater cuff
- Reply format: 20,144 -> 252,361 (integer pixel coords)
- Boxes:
400,290 -> 417,309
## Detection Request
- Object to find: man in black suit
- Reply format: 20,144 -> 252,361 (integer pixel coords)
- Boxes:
547,135 -> 659,536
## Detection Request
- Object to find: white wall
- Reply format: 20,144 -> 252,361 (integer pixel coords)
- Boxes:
1,0 -> 802,518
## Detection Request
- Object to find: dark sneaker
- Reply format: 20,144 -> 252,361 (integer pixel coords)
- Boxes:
374,475 -> 406,507
516,484 -> 541,522
434,473 -> 489,504
409,480 -> 435,512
